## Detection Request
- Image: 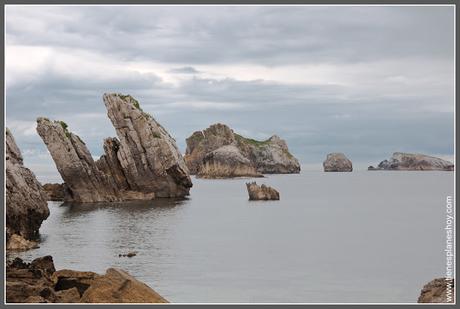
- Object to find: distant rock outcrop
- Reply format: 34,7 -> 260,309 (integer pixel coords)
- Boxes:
185,123 -> 300,178
36,94 -> 192,203
369,153 -> 454,171
6,128 -> 49,250
6,256 -> 167,303
323,153 -> 353,172
246,182 -> 280,200
42,183 -> 66,201
418,278 -> 454,303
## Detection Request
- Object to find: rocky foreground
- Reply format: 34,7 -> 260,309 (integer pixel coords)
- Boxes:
6,128 -> 49,251
6,256 -> 167,303
418,278 -> 455,303
368,152 -> 454,171
36,93 -> 192,203
323,153 -> 353,172
185,123 -> 300,178
246,182 -> 280,200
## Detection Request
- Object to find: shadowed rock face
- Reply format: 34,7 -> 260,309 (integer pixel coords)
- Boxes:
42,183 -> 67,201
246,182 -> 280,200
36,94 -> 192,203
369,152 -> 454,171
6,128 -> 49,249
185,123 -> 300,177
418,278 -> 454,303
323,153 -> 353,172
6,256 -> 167,303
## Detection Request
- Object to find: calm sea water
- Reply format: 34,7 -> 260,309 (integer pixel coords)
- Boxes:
10,171 -> 454,303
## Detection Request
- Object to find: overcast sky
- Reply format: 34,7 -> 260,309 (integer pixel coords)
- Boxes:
6,5 -> 455,182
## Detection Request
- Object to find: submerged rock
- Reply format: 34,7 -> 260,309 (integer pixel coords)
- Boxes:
371,153 -> 454,171
6,256 -> 167,303
418,278 -> 455,303
246,182 -> 280,200
42,183 -> 66,201
323,153 -> 353,172
197,145 -> 263,178
185,123 -> 300,178
6,128 -> 49,249
36,94 -> 192,203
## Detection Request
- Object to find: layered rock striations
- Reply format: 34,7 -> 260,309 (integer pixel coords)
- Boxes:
36,94 -> 192,203
6,128 -> 50,250
185,123 -> 300,178
323,153 -> 353,172
6,256 -> 168,303
369,152 -> 454,171
246,182 -> 280,200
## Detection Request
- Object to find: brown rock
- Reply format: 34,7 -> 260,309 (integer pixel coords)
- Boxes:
6,128 -> 49,246
246,182 -> 280,200
6,234 -> 39,251
323,153 -> 353,172
418,278 -> 455,303
42,183 -> 66,201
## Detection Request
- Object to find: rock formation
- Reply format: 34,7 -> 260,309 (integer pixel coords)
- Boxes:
418,278 -> 454,303
6,256 -> 167,303
246,182 -> 280,200
36,94 -> 192,203
197,145 -> 263,178
369,152 -> 454,171
185,123 -> 300,178
6,128 -> 49,250
42,183 -> 66,201
323,153 -> 353,172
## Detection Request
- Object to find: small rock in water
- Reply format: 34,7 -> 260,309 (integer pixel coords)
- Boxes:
119,252 -> 137,258
246,182 -> 280,201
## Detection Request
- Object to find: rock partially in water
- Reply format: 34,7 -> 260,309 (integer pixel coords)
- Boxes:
197,145 -> 263,178
6,128 -> 49,248
323,153 -> 353,172
36,93 -> 192,203
246,182 -> 280,200
371,153 -> 454,171
6,234 -> 39,251
418,278 -> 455,303
6,256 -> 167,303
185,123 -> 300,177
42,183 -> 66,201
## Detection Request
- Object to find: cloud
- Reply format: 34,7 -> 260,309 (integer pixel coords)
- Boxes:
169,66 -> 201,74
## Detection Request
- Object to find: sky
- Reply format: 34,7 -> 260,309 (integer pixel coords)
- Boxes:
5,5 -> 455,182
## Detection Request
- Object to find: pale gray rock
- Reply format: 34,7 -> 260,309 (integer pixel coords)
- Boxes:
6,128 -> 49,247
246,182 -> 280,200
323,153 -> 353,172
371,152 -> 454,171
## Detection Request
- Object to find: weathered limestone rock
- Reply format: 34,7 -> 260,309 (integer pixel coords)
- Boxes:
246,182 -> 280,200
323,153 -> 353,172
370,153 -> 454,171
42,183 -> 66,201
36,94 -> 192,203
6,128 -> 49,248
6,256 -> 167,303
197,145 -> 263,178
185,123 -> 300,177
6,234 -> 39,251
418,278 -> 455,303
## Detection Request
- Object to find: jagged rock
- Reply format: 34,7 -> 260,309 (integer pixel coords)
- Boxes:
418,278 -> 455,303
197,145 -> 263,178
6,256 -> 167,303
6,128 -> 49,247
185,123 -> 300,177
323,153 -> 353,172
36,94 -> 192,203
246,182 -> 280,200
371,153 -> 454,171
42,183 -> 66,201
6,234 -> 39,251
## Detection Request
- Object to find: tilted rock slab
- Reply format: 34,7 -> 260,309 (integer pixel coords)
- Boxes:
37,94 -> 192,203
246,182 -> 280,200
6,128 -> 49,248
323,153 -> 353,172
369,152 -> 454,171
185,123 -> 300,177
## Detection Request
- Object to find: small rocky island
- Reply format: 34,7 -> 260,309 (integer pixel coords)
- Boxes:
6,256 -> 167,303
368,152 -> 454,171
6,128 -> 49,251
36,93 -> 192,203
323,153 -> 353,172
184,123 -> 300,178
246,182 -> 280,200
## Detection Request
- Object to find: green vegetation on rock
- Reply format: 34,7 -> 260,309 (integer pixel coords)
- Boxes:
118,94 -> 143,111
234,133 -> 270,147
58,121 -> 71,138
